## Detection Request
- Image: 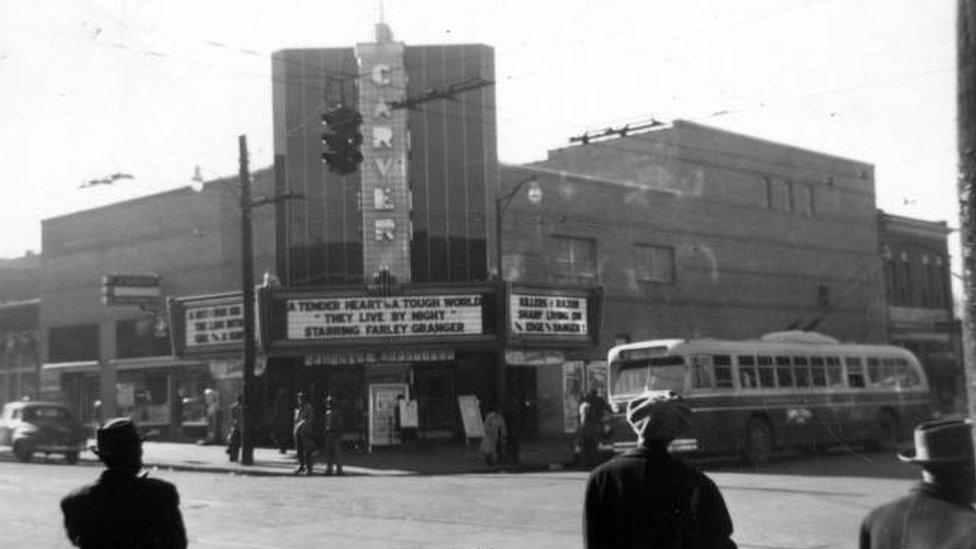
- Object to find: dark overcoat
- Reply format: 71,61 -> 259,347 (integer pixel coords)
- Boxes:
859,482 -> 976,549
584,446 -> 737,549
61,469 -> 187,548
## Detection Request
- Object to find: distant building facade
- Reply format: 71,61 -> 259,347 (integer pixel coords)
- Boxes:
878,212 -> 961,412
39,172 -> 275,432
496,121 -> 886,435
0,253 -> 41,406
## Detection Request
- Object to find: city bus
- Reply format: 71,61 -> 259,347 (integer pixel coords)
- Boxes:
606,331 -> 934,465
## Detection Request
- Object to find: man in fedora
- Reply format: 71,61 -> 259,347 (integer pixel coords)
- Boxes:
583,390 -> 737,549
859,416 -> 976,549
60,417 -> 187,548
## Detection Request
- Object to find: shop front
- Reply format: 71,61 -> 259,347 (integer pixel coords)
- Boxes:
258,282 -> 504,448
171,282 -> 603,449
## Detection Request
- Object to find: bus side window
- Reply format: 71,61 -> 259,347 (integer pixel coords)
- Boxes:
690,355 -> 713,389
810,356 -> 827,387
793,356 -> 811,387
775,355 -> 793,387
737,355 -> 757,389
757,355 -> 775,388
894,358 -> 915,388
845,357 -> 865,388
881,358 -> 897,387
713,355 -> 733,388
867,358 -> 881,385
825,357 -> 843,387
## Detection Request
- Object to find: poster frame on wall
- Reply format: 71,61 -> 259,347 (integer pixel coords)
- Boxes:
368,382 -> 409,452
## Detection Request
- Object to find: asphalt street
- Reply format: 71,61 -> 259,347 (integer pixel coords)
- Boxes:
0,450 -> 919,549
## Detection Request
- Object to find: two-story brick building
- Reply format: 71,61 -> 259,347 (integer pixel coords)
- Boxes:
39,171 -> 275,431
878,212 -> 961,412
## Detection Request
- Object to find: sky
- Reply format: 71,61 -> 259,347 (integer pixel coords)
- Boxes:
0,0 -> 957,261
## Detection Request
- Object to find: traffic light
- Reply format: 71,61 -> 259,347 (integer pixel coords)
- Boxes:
321,105 -> 364,175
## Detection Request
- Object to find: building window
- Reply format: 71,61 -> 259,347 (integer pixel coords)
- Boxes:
899,252 -> 913,306
635,244 -> 675,284
793,183 -> 813,216
765,177 -> 791,211
551,236 -> 597,283
882,246 -> 895,303
48,324 -> 99,363
116,317 -> 171,359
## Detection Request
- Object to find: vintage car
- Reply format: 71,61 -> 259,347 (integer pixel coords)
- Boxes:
0,401 -> 87,464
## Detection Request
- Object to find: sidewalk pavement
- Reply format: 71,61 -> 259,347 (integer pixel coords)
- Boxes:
71,437 -> 579,477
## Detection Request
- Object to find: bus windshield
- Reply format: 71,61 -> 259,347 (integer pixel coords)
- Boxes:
610,355 -> 686,398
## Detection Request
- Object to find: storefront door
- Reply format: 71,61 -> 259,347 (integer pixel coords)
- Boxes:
506,366 -> 538,440
415,368 -> 456,438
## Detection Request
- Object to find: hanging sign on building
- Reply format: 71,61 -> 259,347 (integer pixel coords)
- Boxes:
185,302 -> 244,347
286,294 -> 484,340
509,293 -> 588,336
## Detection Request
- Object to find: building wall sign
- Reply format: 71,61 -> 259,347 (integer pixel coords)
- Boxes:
287,295 -> 484,340
509,293 -> 588,335
356,36 -> 411,280
185,302 -> 244,347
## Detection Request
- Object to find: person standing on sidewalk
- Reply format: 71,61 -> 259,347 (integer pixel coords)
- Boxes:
480,403 -> 507,466
270,388 -> 292,454
226,395 -> 244,463
578,389 -> 607,468
322,395 -> 344,475
293,391 -> 315,475
583,390 -> 736,549
859,417 -> 976,549
61,417 -> 187,548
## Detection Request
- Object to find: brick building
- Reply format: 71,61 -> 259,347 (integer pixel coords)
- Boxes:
494,120 -> 890,434
39,171 -> 275,432
878,212 -> 961,412
0,253 -> 41,406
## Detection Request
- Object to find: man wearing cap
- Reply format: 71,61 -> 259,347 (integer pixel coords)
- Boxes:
859,417 -> 976,549
583,390 -> 737,549
60,417 -> 187,548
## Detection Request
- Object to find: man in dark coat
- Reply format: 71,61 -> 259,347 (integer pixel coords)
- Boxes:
322,395 -> 344,475
859,416 -> 976,549
584,390 -> 737,549
61,417 -> 188,548
293,391 -> 315,475
226,394 -> 244,462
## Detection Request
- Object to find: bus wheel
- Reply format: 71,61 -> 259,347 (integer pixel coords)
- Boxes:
869,410 -> 898,451
743,418 -> 773,466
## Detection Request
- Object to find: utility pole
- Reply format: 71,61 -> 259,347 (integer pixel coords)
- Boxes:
239,135 -> 257,466
957,0 -> 976,461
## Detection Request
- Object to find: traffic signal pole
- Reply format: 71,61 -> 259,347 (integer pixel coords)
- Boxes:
239,135 -> 257,466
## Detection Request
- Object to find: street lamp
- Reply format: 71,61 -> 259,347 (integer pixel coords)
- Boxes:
495,176 -> 542,279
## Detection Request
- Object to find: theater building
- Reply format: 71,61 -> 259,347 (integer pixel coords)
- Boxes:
251,23 -> 603,445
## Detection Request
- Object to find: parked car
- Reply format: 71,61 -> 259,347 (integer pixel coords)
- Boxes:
0,401 -> 87,464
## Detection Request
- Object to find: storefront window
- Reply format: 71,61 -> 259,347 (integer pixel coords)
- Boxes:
117,370 -> 170,425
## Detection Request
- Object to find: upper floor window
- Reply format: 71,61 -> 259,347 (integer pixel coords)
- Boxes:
793,183 -> 814,216
49,324 -> 99,363
635,244 -> 675,284
116,317 -> 171,359
551,235 -> 597,283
